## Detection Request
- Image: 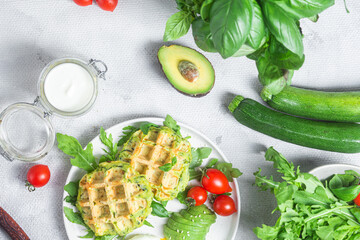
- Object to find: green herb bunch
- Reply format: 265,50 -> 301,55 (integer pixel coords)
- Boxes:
254,147 -> 360,239
164,0 -> 334,100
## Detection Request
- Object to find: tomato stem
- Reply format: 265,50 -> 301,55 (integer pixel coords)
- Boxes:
25,181 -> 36,192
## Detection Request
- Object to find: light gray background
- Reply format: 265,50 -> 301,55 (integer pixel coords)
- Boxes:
0,1 -> 360,239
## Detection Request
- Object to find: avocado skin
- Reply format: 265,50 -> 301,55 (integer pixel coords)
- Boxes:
164,205 -> 216,240
158,45 -> 215,98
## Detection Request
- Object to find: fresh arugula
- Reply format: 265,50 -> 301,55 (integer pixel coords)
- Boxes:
117,126 -> 139,147
254,147 -> 360,240
64,180 -> 80,206
139,122 -> 158,135
99,127 -> 118,163
57,133 -> 98,172
163,115 -> 182,136
159,157 -> 177,172
151,201 -> 170,218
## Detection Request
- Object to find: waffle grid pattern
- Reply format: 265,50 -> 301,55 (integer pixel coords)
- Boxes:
77,167 -> 147,235
121,127 -> 191,200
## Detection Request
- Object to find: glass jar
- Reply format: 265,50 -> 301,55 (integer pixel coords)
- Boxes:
0,58 -> 107,162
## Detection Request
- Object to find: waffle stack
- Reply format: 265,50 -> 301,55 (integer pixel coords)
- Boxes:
76,161 -> 153,236
119,126 -> 192,201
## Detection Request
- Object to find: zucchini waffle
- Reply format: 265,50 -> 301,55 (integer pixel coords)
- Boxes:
119,126 -> 192,201
76,161 -> 153,236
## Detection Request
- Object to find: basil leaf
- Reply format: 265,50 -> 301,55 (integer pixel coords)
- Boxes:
117,126 -> 139,146
210,0 -> 253,58
329,174 -> 360,201
269,36 -> 305,70
139,122 -> 158,135
273,0 -> 335,20
256,50 -> 294,101
57,133 -> 98,172
189,147 -> 212,168
262,1 -> 303,57
159,163 -> 172,172
163,11 -> 194,42
200,0 -> 214,22
151,201 -> 170,218
159,157 -> 177,172
163,115 -> 181,136
232,0 -> 267,57
206,158 -> 219,168
246,0 -> 267,50
214,162 -> 242,182
192,18 -> 217,53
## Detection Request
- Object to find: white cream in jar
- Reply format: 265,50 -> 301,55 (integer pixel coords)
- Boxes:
43,63 -> 95,112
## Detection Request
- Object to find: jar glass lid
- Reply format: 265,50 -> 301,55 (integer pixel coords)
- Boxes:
0,102 -> 55,162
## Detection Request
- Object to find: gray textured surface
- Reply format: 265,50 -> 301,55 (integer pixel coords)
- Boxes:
0,1 -> 360,240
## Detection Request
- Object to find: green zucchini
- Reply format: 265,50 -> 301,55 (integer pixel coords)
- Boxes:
266,86 -> 360,122
228,95 -> 360,153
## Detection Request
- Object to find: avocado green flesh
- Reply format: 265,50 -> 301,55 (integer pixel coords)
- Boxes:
164,225 -> 206,240
171,212 -> 209,227
158,45 -> 215,96
167,218 -> 208,233
164,205 -> 216,240
180,209 -> 216,223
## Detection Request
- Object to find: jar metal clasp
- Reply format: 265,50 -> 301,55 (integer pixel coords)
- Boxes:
88,59 -> 108,80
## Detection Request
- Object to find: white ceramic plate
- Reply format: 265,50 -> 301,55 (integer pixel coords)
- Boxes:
309,164 -> 360,180
63,117 -> 241,240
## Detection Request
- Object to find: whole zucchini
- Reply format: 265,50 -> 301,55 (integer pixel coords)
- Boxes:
266,86 -> 360,122
229,95 -> 360,153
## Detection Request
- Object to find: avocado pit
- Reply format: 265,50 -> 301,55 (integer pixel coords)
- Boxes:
178,60 -> 199,82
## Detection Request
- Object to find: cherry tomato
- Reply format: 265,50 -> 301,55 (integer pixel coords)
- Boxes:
354,193 -> 360,206
73,0 -> 92,6
187,186 -> 208,206
26,165 -> 50,191
213,195 -> 237,216
201,169 -> 232,194
96,0 -> 118,12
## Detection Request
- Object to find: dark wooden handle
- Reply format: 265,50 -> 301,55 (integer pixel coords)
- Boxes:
0,207 -> 30,240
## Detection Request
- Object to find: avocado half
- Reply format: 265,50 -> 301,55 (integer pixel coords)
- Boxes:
158,45 -> 215,97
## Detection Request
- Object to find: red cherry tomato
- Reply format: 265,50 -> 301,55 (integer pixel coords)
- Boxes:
73,0 -> 92,6
201,169 -> 232,194
26,165 -> 50,190
354,193 -> 360,206
187,186 -> 208,206
96,0 -> 118,11
213,195 -> 237,216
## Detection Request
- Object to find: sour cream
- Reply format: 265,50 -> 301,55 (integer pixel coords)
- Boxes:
44,63 -> 95,112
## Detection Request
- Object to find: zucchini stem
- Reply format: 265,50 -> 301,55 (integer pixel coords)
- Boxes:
228,95 -> 244,113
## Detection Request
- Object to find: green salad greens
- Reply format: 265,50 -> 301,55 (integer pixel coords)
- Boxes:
254,147 -> 360,240
59,115 -> 186,239
164,0 -> 335,100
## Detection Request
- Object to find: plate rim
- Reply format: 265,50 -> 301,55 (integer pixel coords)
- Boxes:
62,117 -> 241,240
309,163 -> 360,176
